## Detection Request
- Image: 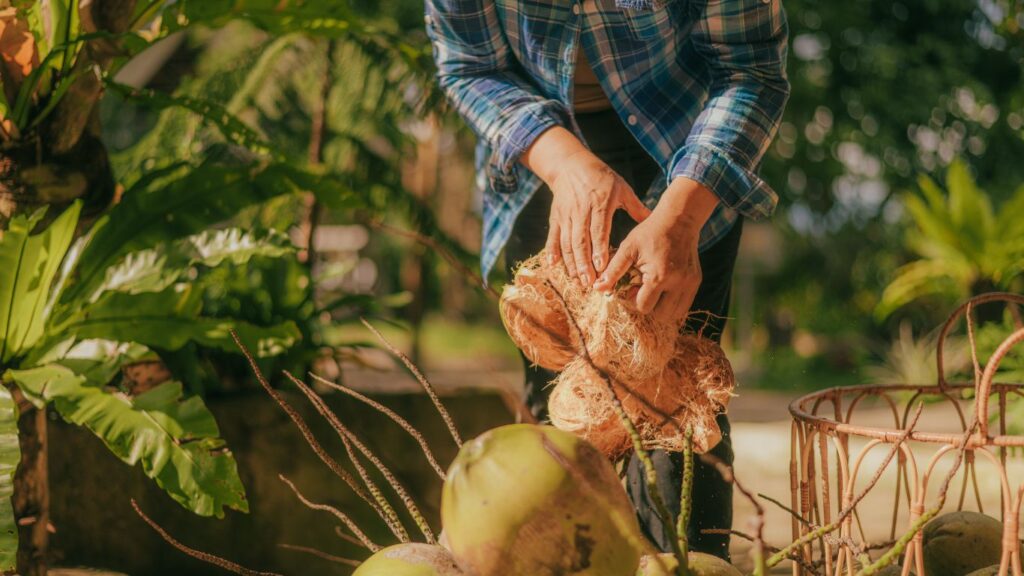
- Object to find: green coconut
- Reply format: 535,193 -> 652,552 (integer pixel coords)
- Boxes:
353,543 -> 464,576
922,511 -> 1007,576
636,553 -> 742,576
441,424 -> 646,576
964,567 -> 1000,576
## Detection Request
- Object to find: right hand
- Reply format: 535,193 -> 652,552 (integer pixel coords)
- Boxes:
544,149 -> 651,286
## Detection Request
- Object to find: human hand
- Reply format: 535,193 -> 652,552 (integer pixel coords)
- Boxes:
544,149 -> 650,285
521,126 -> 650,286
592,178 -> 719,324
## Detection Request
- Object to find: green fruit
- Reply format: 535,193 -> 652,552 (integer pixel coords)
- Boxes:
637,553 -> 742,576
441,424 -> 645,576
922,511 -> 1005,576
965,566 -> 1000,576
353,544 -> 463,576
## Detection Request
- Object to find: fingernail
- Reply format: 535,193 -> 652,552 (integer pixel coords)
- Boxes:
594,256 -> 603,269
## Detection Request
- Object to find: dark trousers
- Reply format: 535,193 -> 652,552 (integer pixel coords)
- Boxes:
504,108 -> 741,560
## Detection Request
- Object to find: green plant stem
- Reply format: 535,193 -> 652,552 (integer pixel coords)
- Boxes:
676,426 -> 694,576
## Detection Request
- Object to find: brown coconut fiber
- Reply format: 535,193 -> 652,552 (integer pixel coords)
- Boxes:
549,333 -> 736,457
499,254 -> 583,371
547,359 -> 632,460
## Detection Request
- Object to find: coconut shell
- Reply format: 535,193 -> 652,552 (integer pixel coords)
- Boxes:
353,543 -> 464,576
442,424 -> 646,576
548,360 -> 632,459
922,511 -> 1008,576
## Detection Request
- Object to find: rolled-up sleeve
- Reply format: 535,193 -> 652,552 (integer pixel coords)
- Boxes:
668,0 -> 790,220
425,1 -> 569,193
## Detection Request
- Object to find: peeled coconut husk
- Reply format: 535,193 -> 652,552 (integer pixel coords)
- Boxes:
353,543 -> 464,576
547,360 -> 632,460
549,333 -> 735,456
500,253 -> 583,371
441,424 -> 646,576
637,552 -> 742,576
578,286 -> 676,383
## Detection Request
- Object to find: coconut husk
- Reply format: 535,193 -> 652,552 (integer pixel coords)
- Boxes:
499,253 -> 586,371
549,334 -> 736,456
577,288 -> 676,383
547,359 -> 632,459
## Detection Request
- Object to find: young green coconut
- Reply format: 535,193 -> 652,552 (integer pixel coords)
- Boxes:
636,553 -> 741,576
441,423 -> 647,576
353,543 -> 464,576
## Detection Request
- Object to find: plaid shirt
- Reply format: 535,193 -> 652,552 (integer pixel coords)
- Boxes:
425,0 -> 790,277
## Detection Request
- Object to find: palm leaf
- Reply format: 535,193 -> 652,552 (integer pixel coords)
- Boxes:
876,259 -> 969,319
6,360 -> 247,517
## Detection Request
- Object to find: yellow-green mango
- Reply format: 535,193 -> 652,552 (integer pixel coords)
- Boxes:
441,424 -> 645,576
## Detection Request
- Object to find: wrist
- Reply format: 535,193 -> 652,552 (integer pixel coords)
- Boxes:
656,177 -> 719,232
521,126 -> 590,185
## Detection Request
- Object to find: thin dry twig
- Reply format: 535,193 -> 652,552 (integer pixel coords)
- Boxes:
360,317 -> 463,447
856,422 -> 978,575
699,453 -> 767,576
132,500 -> 284,576
229,331 -> 383,517
308,371 -> 447,479
758,492 -> 812,527
701,529 -> 822,575
278,544 -> 361,567
278,474 -> 380,552
335,525 -> 370,548
284,370 -> 435,544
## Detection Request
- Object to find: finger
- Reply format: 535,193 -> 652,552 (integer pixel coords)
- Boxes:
620,188 -> 652,224
560,224 -> 578,280
589,206 -> 612,274
636,280 -> 664,315
571,211 -> 595,284
653,289 -> 681,324
545,221 -> 561,265
595,243 -> 636,292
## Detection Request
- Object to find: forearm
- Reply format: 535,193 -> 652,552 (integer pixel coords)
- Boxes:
520,126 -> 590,185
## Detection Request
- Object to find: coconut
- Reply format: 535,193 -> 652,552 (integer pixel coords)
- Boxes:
922,511 -> 1008,576
547,360 -> 632,459
500,253 -> 582,371
636,553 -> 742,576
965,566 -> 1000,576
441,424 -> 645,576
353,543 -> 464,576
578,287 -> 676,383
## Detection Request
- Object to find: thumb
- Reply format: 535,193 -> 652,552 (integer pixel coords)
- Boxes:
620,189 -> 652,223
594,243 -> 636,292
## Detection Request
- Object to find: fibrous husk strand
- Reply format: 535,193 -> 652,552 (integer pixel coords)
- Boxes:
500,254 -> 582,371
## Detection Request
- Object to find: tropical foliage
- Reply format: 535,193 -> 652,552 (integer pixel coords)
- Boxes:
877,159 -> 1024,318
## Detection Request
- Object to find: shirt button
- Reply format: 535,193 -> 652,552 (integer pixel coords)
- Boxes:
572,4 -> 581,14
628,115 -> 638,126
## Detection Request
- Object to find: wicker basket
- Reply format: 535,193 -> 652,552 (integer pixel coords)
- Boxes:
789,293 -> 1024,576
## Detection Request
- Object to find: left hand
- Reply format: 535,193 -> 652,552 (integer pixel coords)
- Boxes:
592,178 -> 720,325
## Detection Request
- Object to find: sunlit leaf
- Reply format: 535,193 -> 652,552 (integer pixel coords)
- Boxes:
7,363 -> 247,517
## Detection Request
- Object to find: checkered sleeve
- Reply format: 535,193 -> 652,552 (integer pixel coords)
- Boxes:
668,0 -> 790,220
425,0 -> 570,193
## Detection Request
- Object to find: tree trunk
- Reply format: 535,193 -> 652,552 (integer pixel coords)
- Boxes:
5,386 -> 48,576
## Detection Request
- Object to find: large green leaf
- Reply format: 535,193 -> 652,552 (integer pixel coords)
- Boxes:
60,162 -> 361,308
0,386 -> 19,572
89,227 -> 294,301
7,362 -> 247,517
0,204 -> 79,363
876,259 -> 970,320
51,287 -> 301,359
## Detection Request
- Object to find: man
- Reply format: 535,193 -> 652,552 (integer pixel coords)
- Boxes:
425,0 -> 789,560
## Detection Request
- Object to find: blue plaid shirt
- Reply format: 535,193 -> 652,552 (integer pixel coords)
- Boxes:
425,0 -> 790,277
